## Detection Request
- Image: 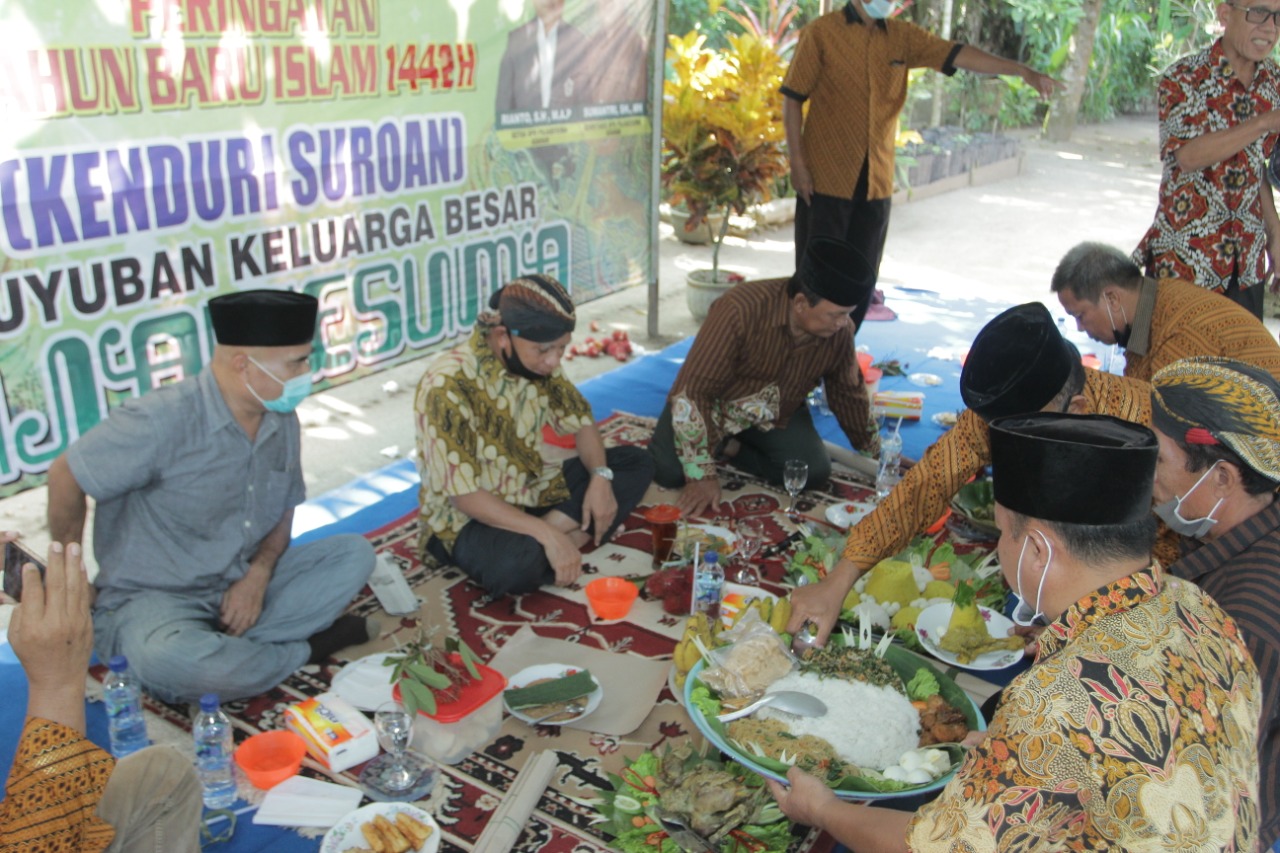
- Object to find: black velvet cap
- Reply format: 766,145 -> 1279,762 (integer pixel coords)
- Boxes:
208,289 -> 318,346
961,302 -> 1080,421
795,237 -> 874,309
989,413 -> 1157,525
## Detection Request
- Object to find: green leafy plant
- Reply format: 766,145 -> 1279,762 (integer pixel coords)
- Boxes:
662,31 -> 791,278
383,629 -> 485,717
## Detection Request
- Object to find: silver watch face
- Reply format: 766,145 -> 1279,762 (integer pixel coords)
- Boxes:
594,466 -> 614,481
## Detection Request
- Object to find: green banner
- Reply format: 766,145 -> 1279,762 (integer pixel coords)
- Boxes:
0,0 -> 658,495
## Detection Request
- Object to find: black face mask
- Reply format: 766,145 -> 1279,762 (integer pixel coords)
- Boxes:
502,344 -> 548,382
1105,296 -> 1132,349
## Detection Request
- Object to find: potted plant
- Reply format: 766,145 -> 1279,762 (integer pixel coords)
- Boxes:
662,31 -> 790,320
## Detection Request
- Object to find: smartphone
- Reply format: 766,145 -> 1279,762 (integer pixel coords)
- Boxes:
3,540 -> 46,602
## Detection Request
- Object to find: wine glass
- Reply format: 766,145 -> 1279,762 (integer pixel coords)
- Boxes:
783,459 -> 808,519
732,517 -> 765,585
359,700 -> 438,801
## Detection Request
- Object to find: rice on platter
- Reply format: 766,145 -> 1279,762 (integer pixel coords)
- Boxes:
757,670 -> 919,771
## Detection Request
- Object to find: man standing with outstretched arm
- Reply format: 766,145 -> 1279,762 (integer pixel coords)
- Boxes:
782,0 -> 1056,328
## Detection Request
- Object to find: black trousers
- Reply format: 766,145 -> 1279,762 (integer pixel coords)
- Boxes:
648,402 -> 832,491
426,446 -> 654,598
794,158 -> 891,332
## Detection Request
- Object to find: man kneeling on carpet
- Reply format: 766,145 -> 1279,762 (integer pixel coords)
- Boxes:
769,413 -> 1262,851
45,290 -> 377,704
648,237 -> 879,518
1,534 -> 203,853
415,274 -> 654,597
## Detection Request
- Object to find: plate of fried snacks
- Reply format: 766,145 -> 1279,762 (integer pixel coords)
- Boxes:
321,802 -> 439,853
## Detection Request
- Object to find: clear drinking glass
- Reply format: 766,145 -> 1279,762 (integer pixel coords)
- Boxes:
358,700 -> 437,801
732,517 -> 765,585
783,460 -> 808,518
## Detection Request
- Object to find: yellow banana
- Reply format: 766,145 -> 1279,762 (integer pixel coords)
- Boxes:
759,597 -> 773,625
770,597 -> 792,634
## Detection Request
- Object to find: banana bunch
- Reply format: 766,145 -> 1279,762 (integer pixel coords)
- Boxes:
727,595 -> 793,635
672,612 -> 716,691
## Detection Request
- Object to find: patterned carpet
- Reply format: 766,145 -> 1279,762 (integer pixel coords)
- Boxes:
93,413 -> 917,852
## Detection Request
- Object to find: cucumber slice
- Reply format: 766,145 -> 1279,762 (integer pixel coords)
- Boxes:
614,795 -> 643,814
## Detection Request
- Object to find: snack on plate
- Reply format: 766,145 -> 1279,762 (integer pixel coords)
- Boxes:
356,811 -> 432,853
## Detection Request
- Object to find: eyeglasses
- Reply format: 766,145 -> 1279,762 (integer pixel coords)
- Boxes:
1232,3 -> 1280,25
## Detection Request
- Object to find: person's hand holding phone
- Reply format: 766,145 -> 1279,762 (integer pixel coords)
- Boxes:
8,541 -> 94,733
2,532 -> 46,604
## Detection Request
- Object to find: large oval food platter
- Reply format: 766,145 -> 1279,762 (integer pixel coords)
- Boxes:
683,644 -> 984,801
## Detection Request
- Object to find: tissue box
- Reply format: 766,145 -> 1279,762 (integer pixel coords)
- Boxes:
873,391 -> 924,420
284,692 -> 378,773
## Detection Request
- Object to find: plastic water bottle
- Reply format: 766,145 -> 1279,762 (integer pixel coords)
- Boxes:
193,694 -> 236,809
876,428 -> 903,502
693,551 -> 724,620
103,655 -> 149,758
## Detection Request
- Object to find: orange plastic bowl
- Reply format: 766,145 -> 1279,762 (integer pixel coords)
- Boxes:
234,730 -> 307,789
585,577 -> 639,620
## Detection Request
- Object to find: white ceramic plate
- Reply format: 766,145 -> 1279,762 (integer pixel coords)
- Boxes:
825,500 -> 874,530
909,372 -> 943,387
503,663 -> 603,725
914,602 -> 1024,671
321,802 -> 440,853
330,653 -> 398,712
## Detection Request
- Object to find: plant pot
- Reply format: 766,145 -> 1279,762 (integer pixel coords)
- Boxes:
670,207 -> 726,246
686,268 -> 745,321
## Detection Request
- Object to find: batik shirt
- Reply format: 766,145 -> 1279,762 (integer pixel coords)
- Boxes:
909,568 -> 1261,852
1121,276 -> 1280,383
1170,498 -> 1280,847
1135,39 -> 1280,292
667,278 -> 877,481
841,368 -> 1151,568
414,325 -> 593,551
0,718 -> 115,853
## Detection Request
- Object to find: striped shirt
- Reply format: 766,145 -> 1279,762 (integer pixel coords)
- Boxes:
842,367 -> 1152,567
0,718 -> 115,853
666,278 -> 876,481
1124,276 -> 1280,383
1168,497 -> 1280,848
781,4 -> 960,200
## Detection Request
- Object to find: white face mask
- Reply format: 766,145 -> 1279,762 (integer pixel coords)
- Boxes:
862,0 -> 896,18
1153,461 -> 1223,539
1012,531 -> 1052,627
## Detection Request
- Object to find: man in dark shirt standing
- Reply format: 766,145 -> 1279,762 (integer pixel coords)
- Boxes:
1151,356 -> 1280,847
647,238 -> 879,517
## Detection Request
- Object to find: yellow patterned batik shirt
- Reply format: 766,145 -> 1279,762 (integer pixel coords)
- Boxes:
414,326 -> 593,552
908,568 -> 1261,852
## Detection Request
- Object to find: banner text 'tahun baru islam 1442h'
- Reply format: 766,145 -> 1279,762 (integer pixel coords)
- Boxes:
0,0 -> 657,495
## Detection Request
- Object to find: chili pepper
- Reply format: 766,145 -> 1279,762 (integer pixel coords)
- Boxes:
622,767 -> 661,796
645,830 -> 672,849
729,828 -> 768,851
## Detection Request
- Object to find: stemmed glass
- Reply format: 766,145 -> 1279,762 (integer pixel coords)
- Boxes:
783,459 -> 808,519
732,517 -> 765,586
359,700 -> 438,801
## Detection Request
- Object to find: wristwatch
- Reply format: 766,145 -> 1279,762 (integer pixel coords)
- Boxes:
592,466 -> 614,481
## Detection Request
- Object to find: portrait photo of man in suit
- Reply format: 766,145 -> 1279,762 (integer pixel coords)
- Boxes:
495,0 -> 592,114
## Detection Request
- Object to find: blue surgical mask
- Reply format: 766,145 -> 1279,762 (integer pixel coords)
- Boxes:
862,0 -> 896,18
1153,461 -> 1222,539
1011,531 -> 1051,627
247,356 -> 313,413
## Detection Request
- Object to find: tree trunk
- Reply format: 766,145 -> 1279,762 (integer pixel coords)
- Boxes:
1043,0 -> 1105,143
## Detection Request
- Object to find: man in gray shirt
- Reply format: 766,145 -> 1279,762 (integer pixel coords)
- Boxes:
46,290 -> 376,703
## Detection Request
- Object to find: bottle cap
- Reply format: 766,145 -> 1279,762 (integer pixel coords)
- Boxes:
704,551 -> 718,563
108,655 -> 128,672
199,693 -> 221,712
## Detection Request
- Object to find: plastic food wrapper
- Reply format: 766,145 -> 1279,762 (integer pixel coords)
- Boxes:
698,611 -> 796,699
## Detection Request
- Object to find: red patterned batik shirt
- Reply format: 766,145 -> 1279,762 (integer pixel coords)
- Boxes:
1135,39 -> 1280,293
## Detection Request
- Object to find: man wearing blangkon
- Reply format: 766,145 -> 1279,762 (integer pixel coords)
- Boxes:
770,412 -> 1261,851
46,290 -> 377,704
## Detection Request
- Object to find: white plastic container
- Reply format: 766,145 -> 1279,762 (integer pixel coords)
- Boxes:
406,657 -> 507,765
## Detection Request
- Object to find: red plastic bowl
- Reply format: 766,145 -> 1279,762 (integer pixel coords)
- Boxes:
586,576 -> 639,620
